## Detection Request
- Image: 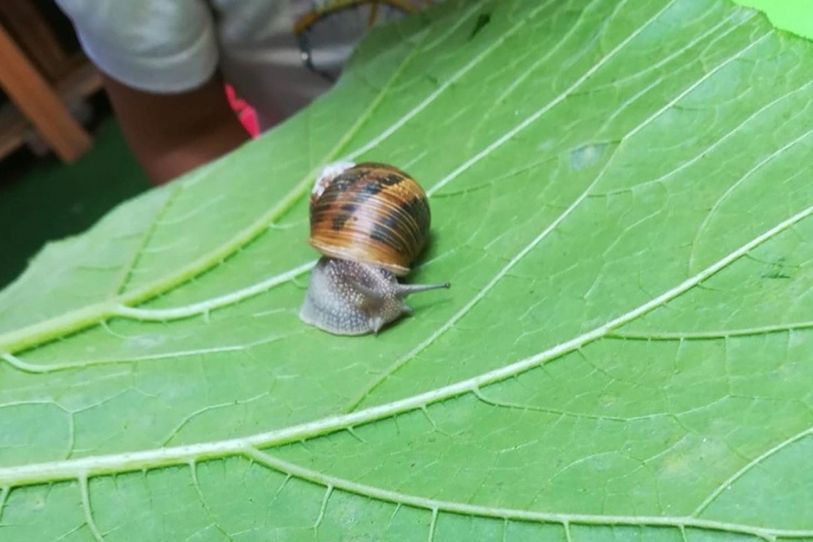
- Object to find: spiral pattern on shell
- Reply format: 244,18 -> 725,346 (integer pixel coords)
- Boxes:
308,162 -> 430,276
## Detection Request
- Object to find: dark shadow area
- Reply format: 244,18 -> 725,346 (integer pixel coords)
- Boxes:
0,94 -> 150,289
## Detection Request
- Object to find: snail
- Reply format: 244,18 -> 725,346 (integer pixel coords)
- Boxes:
299,161 -> 449,335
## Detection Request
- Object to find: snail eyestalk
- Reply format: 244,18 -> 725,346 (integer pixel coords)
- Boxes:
396,282 -> 451,297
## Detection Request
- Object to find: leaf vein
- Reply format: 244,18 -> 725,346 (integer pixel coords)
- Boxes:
79,475 -> 105,542
610,319 -> 813,341
244,448 -> 811,539
692,425 -> 813,516
688,125 -> 813,272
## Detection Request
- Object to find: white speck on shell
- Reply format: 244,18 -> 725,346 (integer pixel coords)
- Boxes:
312,160 -> 356,201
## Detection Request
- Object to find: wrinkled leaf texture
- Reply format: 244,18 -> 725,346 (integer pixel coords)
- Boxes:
1,0 -> 813,540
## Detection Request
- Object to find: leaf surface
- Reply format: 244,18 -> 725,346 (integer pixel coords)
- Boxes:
2,1 -> 813,540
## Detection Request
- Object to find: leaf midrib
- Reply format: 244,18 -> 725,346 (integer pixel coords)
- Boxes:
243,448 -> 813,538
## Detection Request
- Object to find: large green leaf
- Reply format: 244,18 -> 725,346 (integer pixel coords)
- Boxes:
2,0 -> 813,539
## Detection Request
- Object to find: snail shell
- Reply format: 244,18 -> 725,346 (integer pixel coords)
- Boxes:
308,162 -> 431,276
300,162 -> 448,335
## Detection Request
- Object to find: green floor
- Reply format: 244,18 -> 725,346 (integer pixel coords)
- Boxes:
0,117 -> 150,289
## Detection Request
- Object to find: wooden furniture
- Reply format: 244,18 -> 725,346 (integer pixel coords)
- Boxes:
0,2 -> 102,163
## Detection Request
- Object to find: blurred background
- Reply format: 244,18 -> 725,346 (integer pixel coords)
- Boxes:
0,1 -> 151,289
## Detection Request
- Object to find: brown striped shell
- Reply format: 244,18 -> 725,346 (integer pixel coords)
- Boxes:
309,162 -> 430,276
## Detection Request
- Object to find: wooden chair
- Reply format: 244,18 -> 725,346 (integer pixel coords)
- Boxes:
0,1 -> 101,163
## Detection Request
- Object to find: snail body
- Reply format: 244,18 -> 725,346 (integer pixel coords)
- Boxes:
300,162 -> 449,335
